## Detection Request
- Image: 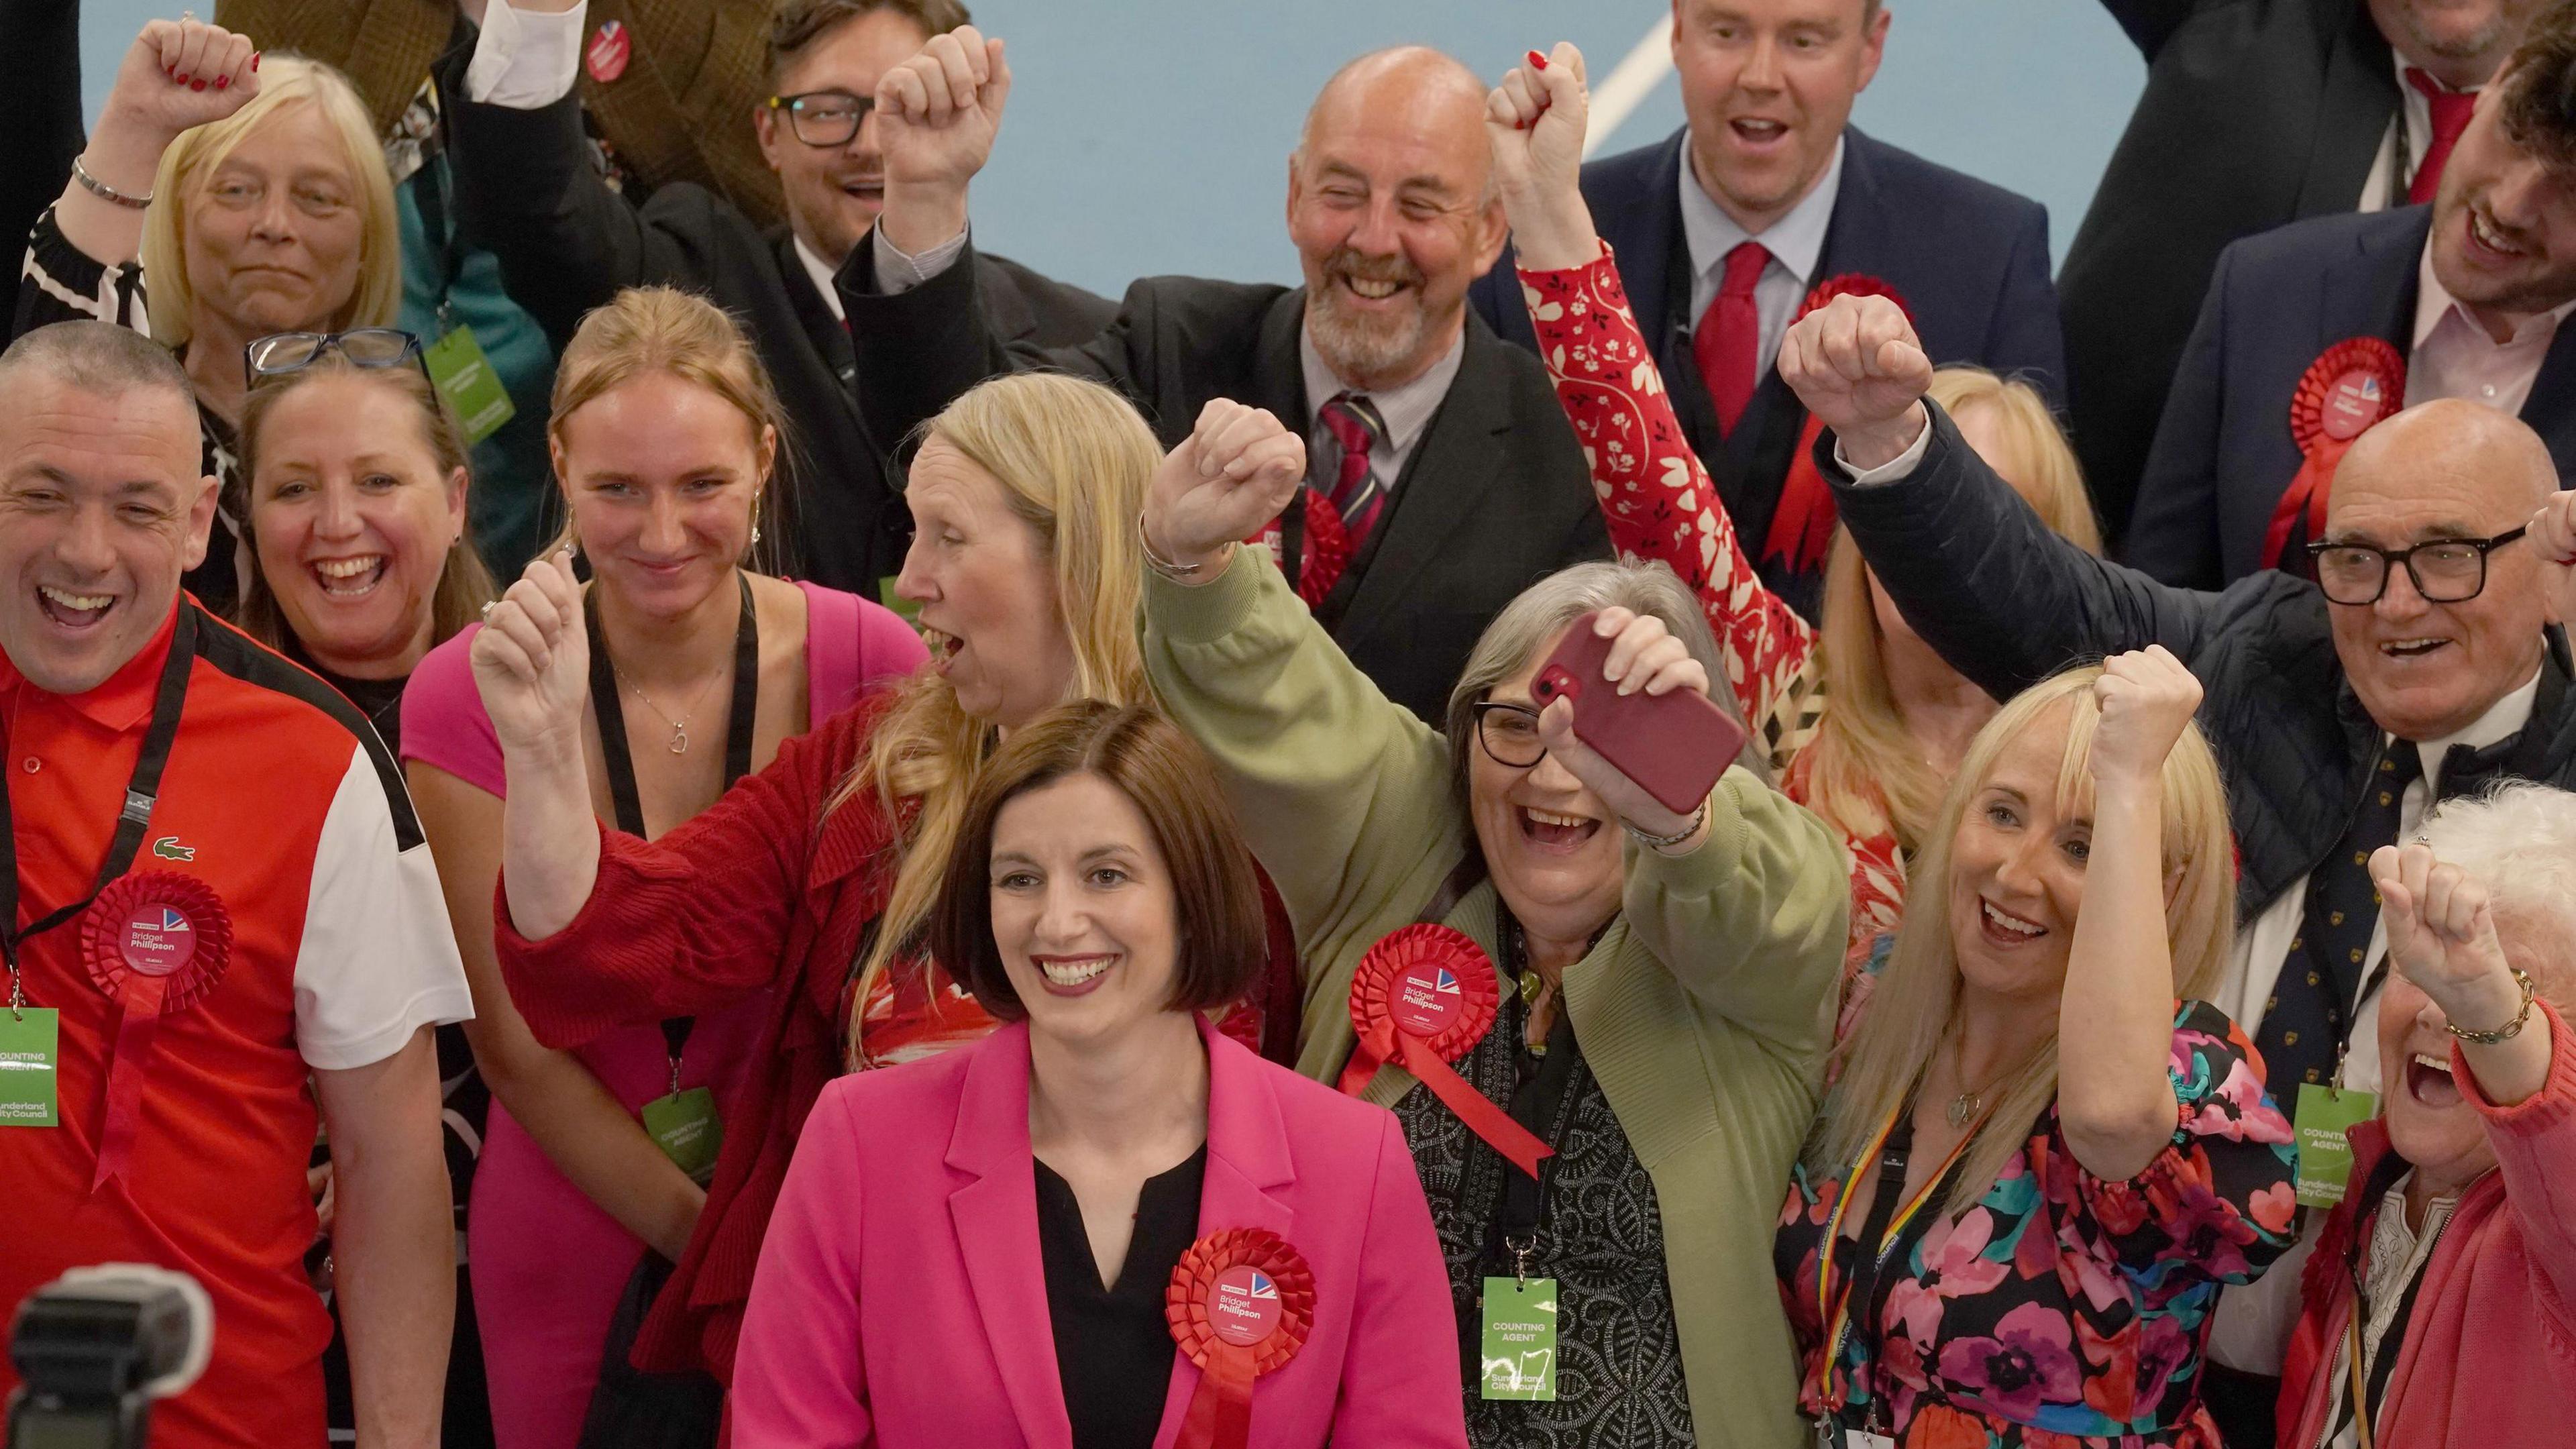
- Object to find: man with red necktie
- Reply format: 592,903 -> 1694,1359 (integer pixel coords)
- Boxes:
2065,0 -> 2546,551
1468,0 -> 2067,623
2125,2 -> 2576,594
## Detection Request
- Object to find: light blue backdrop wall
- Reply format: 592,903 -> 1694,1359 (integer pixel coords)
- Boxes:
78,2 -> 2148,297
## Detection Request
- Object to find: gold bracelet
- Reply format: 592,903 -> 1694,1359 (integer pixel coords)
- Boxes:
2447,967 -> 2538,1045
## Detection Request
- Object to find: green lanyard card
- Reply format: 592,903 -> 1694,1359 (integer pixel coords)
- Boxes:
425,327 -> 517,446
0,1009 -> 61,1127
642,1086 -> 722,1185
1479,1275 -> 1558,1401
2292,1082 -> 2379,1209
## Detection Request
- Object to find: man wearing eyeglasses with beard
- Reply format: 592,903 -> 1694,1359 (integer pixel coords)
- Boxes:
437,0 -> 1114,597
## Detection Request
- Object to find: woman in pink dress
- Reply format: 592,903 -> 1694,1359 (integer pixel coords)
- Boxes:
399,286 -> 924,1449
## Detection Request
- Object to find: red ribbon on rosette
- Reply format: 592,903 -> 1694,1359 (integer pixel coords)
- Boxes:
1165,1228 -> 1313,1449
2261,337 -> 2406,571
1246,491 -> 1354,608
1765,275 -> 1917,576
79,871 -> 231,1192
1335,924 -> 1554,1177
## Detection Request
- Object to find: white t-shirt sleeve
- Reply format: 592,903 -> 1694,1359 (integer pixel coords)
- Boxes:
293,748 -> 475,1071
464,0 -> 592,111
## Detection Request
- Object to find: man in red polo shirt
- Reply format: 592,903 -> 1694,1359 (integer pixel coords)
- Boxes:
0,322 -> 468,1448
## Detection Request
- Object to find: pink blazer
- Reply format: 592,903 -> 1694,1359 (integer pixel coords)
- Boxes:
732,1017 -> 1468,1448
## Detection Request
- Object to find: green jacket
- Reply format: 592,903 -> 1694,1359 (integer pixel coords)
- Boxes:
1144,555 -> 1846,1449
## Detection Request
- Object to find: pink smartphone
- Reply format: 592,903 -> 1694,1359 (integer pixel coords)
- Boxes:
1529,612 -> 1746,816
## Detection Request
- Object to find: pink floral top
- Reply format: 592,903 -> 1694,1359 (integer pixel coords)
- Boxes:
1773,1002 -> 2299,1448
1520,248 -> 1900,1032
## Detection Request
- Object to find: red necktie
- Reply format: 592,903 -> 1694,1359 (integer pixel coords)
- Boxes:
1692,241 -> 1770,436
2406,68 -> 2477,206
1318,393 -> 1387,549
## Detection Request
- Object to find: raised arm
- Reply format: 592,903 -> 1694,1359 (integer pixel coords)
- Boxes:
1489,45 -> 1819,756
1782,295 -> 2237,700
439,0 -> 698,349
1138,400 -> 1462,961
2058,648 -> 2202,1181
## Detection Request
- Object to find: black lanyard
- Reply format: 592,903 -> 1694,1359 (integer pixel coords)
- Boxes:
1833,1109 -> 1967,1432
3,606 -> 198,1012
584,576 -> 757,1074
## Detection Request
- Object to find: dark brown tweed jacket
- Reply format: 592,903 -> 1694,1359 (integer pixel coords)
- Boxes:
215,0 -> 786,228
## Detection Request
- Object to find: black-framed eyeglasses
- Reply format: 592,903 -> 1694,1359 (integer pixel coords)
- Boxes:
1472,701 -> 1546,769
243,328 -> 426,388
2305,527 -> 2528,605
767,90 -> 873,148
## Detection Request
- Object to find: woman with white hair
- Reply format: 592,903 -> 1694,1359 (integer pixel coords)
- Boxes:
2277,782 -> 2576,1449
12,15 -> 402,612
1139,398 -> 1847,1447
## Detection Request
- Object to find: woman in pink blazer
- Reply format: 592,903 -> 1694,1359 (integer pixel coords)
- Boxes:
733,701 -> 1466,1449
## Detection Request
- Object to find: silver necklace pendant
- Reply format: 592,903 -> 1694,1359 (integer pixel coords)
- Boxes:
667,721 -> 689,755
1945,1091 -> 1980,1129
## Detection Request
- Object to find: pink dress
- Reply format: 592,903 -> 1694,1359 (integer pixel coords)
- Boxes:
400,582 -> 926,1449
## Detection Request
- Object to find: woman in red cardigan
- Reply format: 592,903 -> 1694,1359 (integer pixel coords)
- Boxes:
462,370 -> 1227,1395
2277,782 -> 2576,1449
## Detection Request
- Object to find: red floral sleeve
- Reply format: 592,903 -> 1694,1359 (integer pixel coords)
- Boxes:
1519,247 -> 1821,762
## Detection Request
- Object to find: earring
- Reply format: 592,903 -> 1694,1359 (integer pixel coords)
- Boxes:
751,523 -> 763,546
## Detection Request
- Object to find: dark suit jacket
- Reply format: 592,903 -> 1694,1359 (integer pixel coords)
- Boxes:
2124,207 -> 2576,588
1468,125 -> 2064,620
837,237 -> 1608,723
441,54 -> 1116,595
2062,0 -> 2402,547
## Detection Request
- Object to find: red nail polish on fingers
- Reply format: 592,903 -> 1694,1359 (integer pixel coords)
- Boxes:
215,75 -> 229,90
1527,50 -> 1548,70
191,79 -> 207,91
252,52 -> 262,72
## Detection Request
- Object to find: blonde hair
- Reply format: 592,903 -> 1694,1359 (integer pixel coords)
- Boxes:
1805,665 -> 2236,1217
834,372 -> 1157,1065
1799,368 -> 2104,850
235,356 -> 496,653
140,56 -> 400,351
547,286 -> 792,572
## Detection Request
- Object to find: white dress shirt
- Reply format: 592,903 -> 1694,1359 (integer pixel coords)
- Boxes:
2355,57 -> 2447,213
1296,329 -> 1464,500
1677,139 -> 1843,385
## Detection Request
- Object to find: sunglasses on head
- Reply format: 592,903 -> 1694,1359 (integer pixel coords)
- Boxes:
243,328 -> 427,388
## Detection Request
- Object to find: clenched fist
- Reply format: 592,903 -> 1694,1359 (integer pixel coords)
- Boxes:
1777,293 -> 1934,470
873,25 -> 1010,254
1141,399 -> 1308,580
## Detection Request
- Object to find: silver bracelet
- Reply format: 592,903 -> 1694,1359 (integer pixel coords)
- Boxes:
1138,515 -> 1218,582
1624,799 -> 1708,852
72,156 -> 153,210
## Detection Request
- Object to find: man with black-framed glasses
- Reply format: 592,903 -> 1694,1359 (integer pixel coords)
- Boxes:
1784,276 -> 2576,1435
436,0 -> 1112,596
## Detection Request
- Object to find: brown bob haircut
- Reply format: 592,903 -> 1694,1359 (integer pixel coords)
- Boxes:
2503,0 -> 2576,168
928,701 -> 1265,1022
768,0 -> 972,89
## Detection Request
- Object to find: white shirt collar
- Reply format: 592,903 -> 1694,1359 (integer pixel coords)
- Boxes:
1295,325 -> 1465,457
794,235 -> 847,324
1677,136 -> 1843,287
2409,659 -> 2544,797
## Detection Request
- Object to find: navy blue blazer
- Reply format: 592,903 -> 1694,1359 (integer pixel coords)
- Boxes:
1469,124 -> 2066,619
2123,207 -> 2576,590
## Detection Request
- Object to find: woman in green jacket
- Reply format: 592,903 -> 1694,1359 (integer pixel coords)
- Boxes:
1136,399 -> 1848,1449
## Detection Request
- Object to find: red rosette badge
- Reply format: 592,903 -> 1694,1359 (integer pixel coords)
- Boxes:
1336,924 -> 1553,1177
2263,337 -> 2406,570
80,871 -> 232,1191
1769,276 -> 1917,574
1165,1228 -> 1313,1449
1243,490 -> 1353,608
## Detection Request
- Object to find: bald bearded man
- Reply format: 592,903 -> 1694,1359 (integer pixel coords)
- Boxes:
835,32 -> 1605,722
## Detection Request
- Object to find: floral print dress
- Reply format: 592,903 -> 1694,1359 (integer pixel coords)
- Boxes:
1519,250 -> 1902,1036
1774,1002 -> 2300,1448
